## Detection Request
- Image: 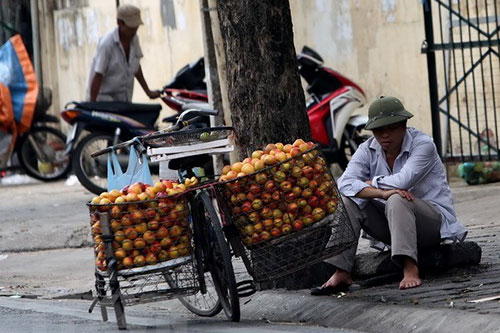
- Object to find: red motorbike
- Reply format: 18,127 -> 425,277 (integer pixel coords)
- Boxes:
161,47 -> 369,169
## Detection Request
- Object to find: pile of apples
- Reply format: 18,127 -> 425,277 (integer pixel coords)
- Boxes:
89,179 -> 198,271
219,139 -> 339,247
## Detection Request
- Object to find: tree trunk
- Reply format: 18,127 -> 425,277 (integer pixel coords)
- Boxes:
216,0 -> 310,159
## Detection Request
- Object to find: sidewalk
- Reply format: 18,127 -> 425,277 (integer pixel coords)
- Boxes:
1,179 -> 500,332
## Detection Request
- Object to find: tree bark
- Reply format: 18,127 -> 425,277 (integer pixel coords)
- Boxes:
216,0 -> 310,159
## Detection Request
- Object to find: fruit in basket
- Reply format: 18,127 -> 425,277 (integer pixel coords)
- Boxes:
137,192 -> 150,201
143,230 -> 156,244
115,248 -> 127,260
127,183 -> 142,195
144,186 -> 156,198
326,200 -> 337,214
114,231 -> 125,243
134,255 -> 146,267
312,207 -> 326,222
293,220 -> 304,231
160,236 -> 173,249
185,176 -> 198,187
281,224 -> 292,234
158,250 -> 169,261
241,163 -> 255,175
121,257 -> 133,268
120,214 -> 132,227
270,228 -> 281,238
260,231 -> 271,241
303,214 -> 314,226
169,225 -> 182,239
124,227 -> 138,240
122,239 -> 134,251
155,226 -> 168,238
263,155 -> 277,166
95,258 -> 107,271
150,240 -> 162,254
168,246 -> 180,259
125,192 -> 139,202
145,253 -> 157,265
263,219 -> 274,231
133,238 -> 147,249
135,222 -> 148,234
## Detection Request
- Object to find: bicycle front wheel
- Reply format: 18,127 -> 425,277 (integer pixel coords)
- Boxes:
196,191 -> 240,322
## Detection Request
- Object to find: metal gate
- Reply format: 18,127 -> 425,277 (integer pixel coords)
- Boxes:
422,0 -> 500,162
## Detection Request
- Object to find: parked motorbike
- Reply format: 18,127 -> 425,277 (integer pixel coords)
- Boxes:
1,87 -> 72,181
61,101 -> 164,194
160,47 -> 369,169
297,46 -> 369,169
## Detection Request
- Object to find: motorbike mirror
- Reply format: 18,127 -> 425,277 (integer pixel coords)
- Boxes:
300,46 -> 324,63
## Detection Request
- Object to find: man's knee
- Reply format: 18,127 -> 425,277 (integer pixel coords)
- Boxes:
386,193 -> 412,212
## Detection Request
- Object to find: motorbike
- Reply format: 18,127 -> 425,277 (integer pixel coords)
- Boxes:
297,46 -> 369,169
159,47 -> 369,169
61,100 -> 165,194
0,88 -> 72,182
60,57 -> 216,195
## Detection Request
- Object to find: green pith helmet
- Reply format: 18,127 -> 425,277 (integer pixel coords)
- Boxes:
364,96 -> 414,130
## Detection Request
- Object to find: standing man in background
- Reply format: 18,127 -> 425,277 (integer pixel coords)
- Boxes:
86,4 -> 160,102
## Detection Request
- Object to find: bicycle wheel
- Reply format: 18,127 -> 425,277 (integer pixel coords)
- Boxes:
196,191 -> 240,322
164,266 -> 222,317
16,126 -> 71,181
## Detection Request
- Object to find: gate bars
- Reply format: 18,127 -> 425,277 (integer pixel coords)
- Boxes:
422,0 -> 500,162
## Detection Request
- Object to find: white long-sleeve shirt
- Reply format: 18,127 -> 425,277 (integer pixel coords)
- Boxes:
338,127 -> 467,242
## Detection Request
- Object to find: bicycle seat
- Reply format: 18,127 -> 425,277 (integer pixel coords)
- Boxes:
74,101 -> 162,114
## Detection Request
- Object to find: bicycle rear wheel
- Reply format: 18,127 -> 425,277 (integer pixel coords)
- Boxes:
196,191 -> 240,322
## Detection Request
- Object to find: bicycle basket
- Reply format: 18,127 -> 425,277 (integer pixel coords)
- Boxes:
141,126 -> 234,148
214,145 -> 356,282
87,192 -> 194,273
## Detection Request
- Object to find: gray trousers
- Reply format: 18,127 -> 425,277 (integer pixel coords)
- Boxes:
326,195 -> 442,272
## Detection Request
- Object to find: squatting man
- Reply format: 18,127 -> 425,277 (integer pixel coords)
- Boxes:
312,96 -> 467,295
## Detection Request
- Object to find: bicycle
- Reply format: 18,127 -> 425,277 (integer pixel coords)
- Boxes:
88,107 -> 242,327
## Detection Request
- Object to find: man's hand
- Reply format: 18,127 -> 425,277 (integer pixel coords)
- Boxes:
146,89 -> 161,99
380,189 -> 414,201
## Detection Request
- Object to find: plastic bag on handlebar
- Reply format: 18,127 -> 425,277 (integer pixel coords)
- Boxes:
107,145 -> 153,191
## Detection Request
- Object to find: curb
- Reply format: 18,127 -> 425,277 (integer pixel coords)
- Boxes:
241,290 -> 500,333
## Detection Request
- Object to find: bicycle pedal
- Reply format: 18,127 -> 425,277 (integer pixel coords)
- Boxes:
236,279 -> 256,297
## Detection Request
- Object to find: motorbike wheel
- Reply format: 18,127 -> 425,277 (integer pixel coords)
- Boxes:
16,126 -> 71,181
338,125 -> 371,170
72,133 -> 128,195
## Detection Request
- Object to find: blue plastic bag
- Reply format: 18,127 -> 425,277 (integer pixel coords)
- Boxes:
107,145 -> 152,191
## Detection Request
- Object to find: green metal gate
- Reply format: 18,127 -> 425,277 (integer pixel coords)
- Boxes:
422,0 -> 500,162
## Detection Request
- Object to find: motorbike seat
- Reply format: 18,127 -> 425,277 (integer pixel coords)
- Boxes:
74,101 -> 162,114
74,101 -> 162,128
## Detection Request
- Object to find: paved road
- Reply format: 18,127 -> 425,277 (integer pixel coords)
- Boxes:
0,297 -> 362,333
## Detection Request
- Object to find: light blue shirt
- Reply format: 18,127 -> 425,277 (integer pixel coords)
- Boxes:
338,127 -> 467,242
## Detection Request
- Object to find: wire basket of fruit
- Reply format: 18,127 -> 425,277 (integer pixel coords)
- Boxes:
214,140 -> 356,282
141,126 -> 234,148
87,180 -> 199,302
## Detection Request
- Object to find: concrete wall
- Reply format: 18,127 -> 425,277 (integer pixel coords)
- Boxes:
290,0 -> 432,134
40,0 -> 435,134
42,0 -> 205,129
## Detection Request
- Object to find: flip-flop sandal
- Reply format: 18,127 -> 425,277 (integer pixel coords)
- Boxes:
310,282 -> 350,296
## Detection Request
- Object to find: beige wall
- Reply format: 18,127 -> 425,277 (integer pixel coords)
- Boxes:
41,0 -> 435,134
290,0 -> 432,135
43,0 -> 205,130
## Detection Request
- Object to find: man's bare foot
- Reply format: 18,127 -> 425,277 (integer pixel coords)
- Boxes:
322,268 -> 352,288
399,257 -> 421,290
